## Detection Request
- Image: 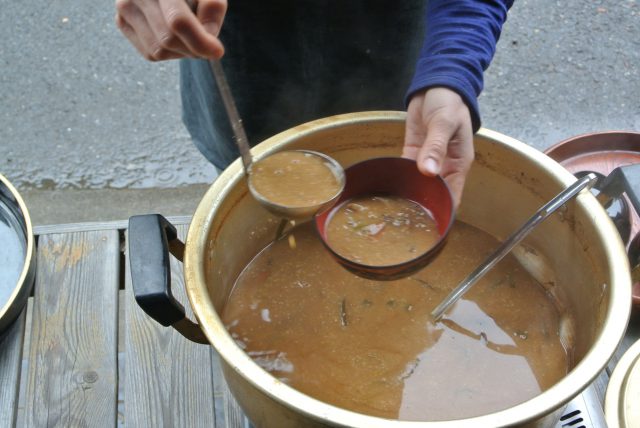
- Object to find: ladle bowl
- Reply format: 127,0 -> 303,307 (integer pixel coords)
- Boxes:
314,157 -> 454,280
248,150 -> 346,220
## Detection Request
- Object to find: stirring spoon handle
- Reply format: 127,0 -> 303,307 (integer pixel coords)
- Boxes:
208,59 -> 253,174
431,173 -> 599,321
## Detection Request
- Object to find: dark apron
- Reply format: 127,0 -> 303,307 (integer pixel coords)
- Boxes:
180,0 -> 426,170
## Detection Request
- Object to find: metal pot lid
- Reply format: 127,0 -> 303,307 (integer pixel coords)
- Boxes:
605,339 -> 640,428
0,173 -> 33,329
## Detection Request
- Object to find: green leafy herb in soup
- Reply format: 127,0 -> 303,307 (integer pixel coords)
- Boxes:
223,221 -> 569,421
326,196 -> 440,266
249,151 -> 341,207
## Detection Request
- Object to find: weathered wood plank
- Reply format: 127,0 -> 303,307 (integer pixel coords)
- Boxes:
24,231 -> 119,427
118,290 -> 125,428
15,299 -> 34,428
0,309 -> 26,428
124,224 -> 217,427
33,215 -> 192,236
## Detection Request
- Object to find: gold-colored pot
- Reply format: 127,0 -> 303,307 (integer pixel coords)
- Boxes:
182,111 -> 631,427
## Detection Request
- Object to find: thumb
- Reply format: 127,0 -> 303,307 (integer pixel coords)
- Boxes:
417,119 -> 456,177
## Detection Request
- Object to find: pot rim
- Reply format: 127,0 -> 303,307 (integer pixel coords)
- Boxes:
185,111 -> 631,427
0,173 -> 35,330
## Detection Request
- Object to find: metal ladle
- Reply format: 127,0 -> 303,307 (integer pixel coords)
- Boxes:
207,59 -> 345,221
184,0 -> 345,222
431,172 -> 599,320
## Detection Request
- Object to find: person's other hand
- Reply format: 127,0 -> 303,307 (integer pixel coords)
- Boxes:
403,87 -> 474,208
115,0 -> 227,61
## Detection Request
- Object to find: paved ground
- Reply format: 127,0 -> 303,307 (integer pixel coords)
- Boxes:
1,0 -> 638,225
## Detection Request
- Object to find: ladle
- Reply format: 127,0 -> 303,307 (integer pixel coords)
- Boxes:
184,0 -> 344,220
431,172 -> 599,320
207,59 -> 345,221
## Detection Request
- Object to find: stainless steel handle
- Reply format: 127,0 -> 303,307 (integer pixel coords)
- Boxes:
431,173 -> 599,320
184,0 -> 253,173
208,59 -> 254,174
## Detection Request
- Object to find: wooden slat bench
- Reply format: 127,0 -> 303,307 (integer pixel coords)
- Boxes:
0,217 -> 637,427
0,218 -> 248,428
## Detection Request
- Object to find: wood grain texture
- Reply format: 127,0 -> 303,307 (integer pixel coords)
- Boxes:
24,231 -> 119,427
124,224 -> 218,427
33,215 -> 192,236
0,309 -> 26,428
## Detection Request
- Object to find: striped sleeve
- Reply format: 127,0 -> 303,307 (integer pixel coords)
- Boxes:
406,0 -> 515,132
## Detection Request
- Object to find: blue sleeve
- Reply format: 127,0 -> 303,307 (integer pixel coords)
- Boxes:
406,0 -> 514,132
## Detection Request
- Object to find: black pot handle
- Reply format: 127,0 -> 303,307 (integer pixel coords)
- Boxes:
128,214 -> 208,344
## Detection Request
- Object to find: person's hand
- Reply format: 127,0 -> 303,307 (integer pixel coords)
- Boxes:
115,0 -> 227,61
403,87 -> 474,208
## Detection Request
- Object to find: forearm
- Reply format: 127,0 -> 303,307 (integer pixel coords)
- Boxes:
406,0 -> 514,132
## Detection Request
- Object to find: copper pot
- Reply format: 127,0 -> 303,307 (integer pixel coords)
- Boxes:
130,111 -> 631,427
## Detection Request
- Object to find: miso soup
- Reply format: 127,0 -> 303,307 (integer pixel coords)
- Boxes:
223,221 -> 568,421
249,151 -> 341,207
326,195 -> 440,266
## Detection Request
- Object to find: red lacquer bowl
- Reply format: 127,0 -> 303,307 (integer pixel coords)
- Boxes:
314,157 -> 454,281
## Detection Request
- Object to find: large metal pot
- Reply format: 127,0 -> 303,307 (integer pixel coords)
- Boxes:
130,111 -> 631,427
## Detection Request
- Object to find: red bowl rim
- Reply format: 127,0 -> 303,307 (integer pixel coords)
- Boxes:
314,157 -> 454,277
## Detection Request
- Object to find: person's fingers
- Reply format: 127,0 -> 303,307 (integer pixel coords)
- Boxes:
403,88 -> 473,208
402,144 -> 420,161
197,0 -> 227,36
134,0 -> 195,58
443,170 -> 466,208
416,115 -> 458,177
158,0 -> 224,58
439,126 -> 474,207
115,0 -> 147,55
440,150 -> 474,208
116,0 -> 189,61
115,12 -> 146,56
402,125 -> 425,160
402,95 -> 427,160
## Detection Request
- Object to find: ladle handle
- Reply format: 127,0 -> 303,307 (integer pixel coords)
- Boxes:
183,0 -> 253,173
208,59 -> 253,174
431,173 -> 599,321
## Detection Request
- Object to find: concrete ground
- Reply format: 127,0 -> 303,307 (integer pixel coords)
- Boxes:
1,0 -> 638,226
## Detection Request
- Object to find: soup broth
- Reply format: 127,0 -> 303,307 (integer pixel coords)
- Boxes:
326,196 -> 440,266
249,151 -> 341,207
223,221 -> 568,421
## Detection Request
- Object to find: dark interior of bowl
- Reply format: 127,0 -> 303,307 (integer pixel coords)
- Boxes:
315,157 -> 454,280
